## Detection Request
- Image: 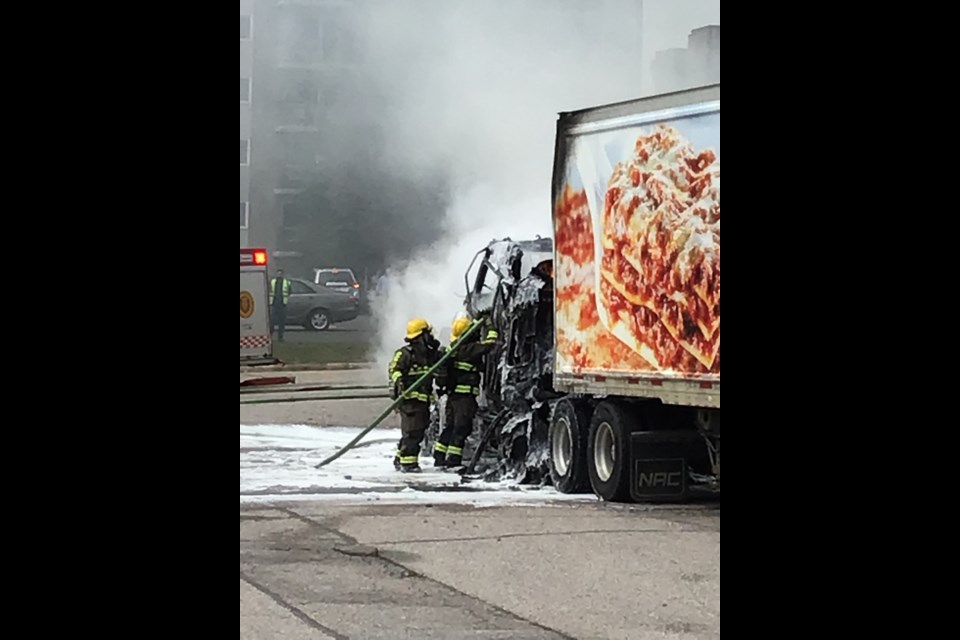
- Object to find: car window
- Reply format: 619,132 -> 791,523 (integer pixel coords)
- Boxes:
316,272 -> 355,286
290,281 -> 314,294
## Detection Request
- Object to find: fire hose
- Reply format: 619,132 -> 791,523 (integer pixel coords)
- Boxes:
313,318 -> 485,469
240,393 -> 388,406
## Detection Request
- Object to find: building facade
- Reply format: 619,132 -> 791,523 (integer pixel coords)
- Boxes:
240,1 -> 254,247
652,25 -> 720,94
239,0 -> 368,268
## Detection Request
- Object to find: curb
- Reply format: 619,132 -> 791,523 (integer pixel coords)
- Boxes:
240,362 -> 376,373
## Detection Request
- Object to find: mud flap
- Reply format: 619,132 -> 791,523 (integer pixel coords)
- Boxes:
631,458 -> 687,501
629,431 -> 703,502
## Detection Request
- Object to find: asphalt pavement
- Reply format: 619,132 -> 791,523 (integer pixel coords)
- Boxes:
240,501 -> 720,639
278,314 -> 376,344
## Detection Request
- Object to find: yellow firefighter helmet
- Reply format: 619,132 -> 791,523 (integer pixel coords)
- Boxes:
405,318 -> 431,341
450,316 -> 472,342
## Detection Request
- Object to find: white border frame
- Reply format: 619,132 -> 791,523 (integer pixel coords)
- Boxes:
566,100 -> 720,136
240,201 -> 249,229
240,138 -> 250,166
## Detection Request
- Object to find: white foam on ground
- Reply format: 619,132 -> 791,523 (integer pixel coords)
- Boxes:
240,424 -> 594,507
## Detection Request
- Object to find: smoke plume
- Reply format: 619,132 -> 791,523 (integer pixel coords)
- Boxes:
357,0 -> 718,371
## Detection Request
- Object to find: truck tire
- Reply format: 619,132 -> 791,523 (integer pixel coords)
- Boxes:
548,399 -> 591,493
587,401 -> 636,502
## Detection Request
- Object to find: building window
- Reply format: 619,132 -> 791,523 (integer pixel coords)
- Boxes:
282,202 -> 308,229
240,78 -> 250,103
240,202 -> 249,229
240,15 -> 252,40
240,139 -> 249,165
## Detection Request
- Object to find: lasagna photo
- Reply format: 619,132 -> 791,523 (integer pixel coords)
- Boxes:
554,116 -> 720,378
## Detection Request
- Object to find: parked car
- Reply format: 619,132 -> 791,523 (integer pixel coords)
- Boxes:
284,278 -> 359,331
313,268 -> 361,303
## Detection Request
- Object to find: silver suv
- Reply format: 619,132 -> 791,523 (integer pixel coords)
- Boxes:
312,268 -> 360,303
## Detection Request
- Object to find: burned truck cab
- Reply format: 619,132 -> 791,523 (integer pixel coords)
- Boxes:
460,237 -> 558,481
464,237 -> 555,402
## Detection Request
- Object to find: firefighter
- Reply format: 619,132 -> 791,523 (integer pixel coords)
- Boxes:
434,315 -> 498,468
388,318 -> 446,473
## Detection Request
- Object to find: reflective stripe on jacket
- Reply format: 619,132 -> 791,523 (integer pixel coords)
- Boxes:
389,344 -> 443,403
448,327 -> 498,396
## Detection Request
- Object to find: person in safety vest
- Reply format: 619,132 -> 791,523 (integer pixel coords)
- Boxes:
433,315 -> 498,468
269,269 -> 292,342
388,318 -> 446,473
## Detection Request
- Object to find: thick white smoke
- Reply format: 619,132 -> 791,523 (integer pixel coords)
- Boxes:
372,185 -> 550,369
360,0 -> 719,373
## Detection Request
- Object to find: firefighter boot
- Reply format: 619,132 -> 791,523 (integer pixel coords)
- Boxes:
433,442 -> 449,468
445,444 -> 464,468
397,449 -> 421,473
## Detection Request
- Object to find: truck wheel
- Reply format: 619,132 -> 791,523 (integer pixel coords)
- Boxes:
548,399 -> 591,493
306,309 -> 330,331
588,401 -> 635,502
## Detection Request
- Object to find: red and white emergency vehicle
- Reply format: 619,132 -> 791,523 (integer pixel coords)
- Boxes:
240,248 -> 275,364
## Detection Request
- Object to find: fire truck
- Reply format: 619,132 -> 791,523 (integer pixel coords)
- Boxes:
240,248 -> 276,365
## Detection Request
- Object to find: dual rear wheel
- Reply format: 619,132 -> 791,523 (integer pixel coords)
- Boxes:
548,399 -> 635,501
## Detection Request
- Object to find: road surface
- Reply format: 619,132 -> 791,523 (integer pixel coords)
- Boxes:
240,401 -> 721,639
240,368 -> 396,428
241,501 -> 720,640
279,315 -> 376,344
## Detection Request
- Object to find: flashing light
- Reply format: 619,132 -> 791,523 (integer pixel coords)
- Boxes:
253,250 -> 267,265
353,282 -> 360,289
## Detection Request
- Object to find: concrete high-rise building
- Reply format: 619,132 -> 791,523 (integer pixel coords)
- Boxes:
652,25 -> 720,94
239,0 -> 374,268
240,1 -> 254,247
